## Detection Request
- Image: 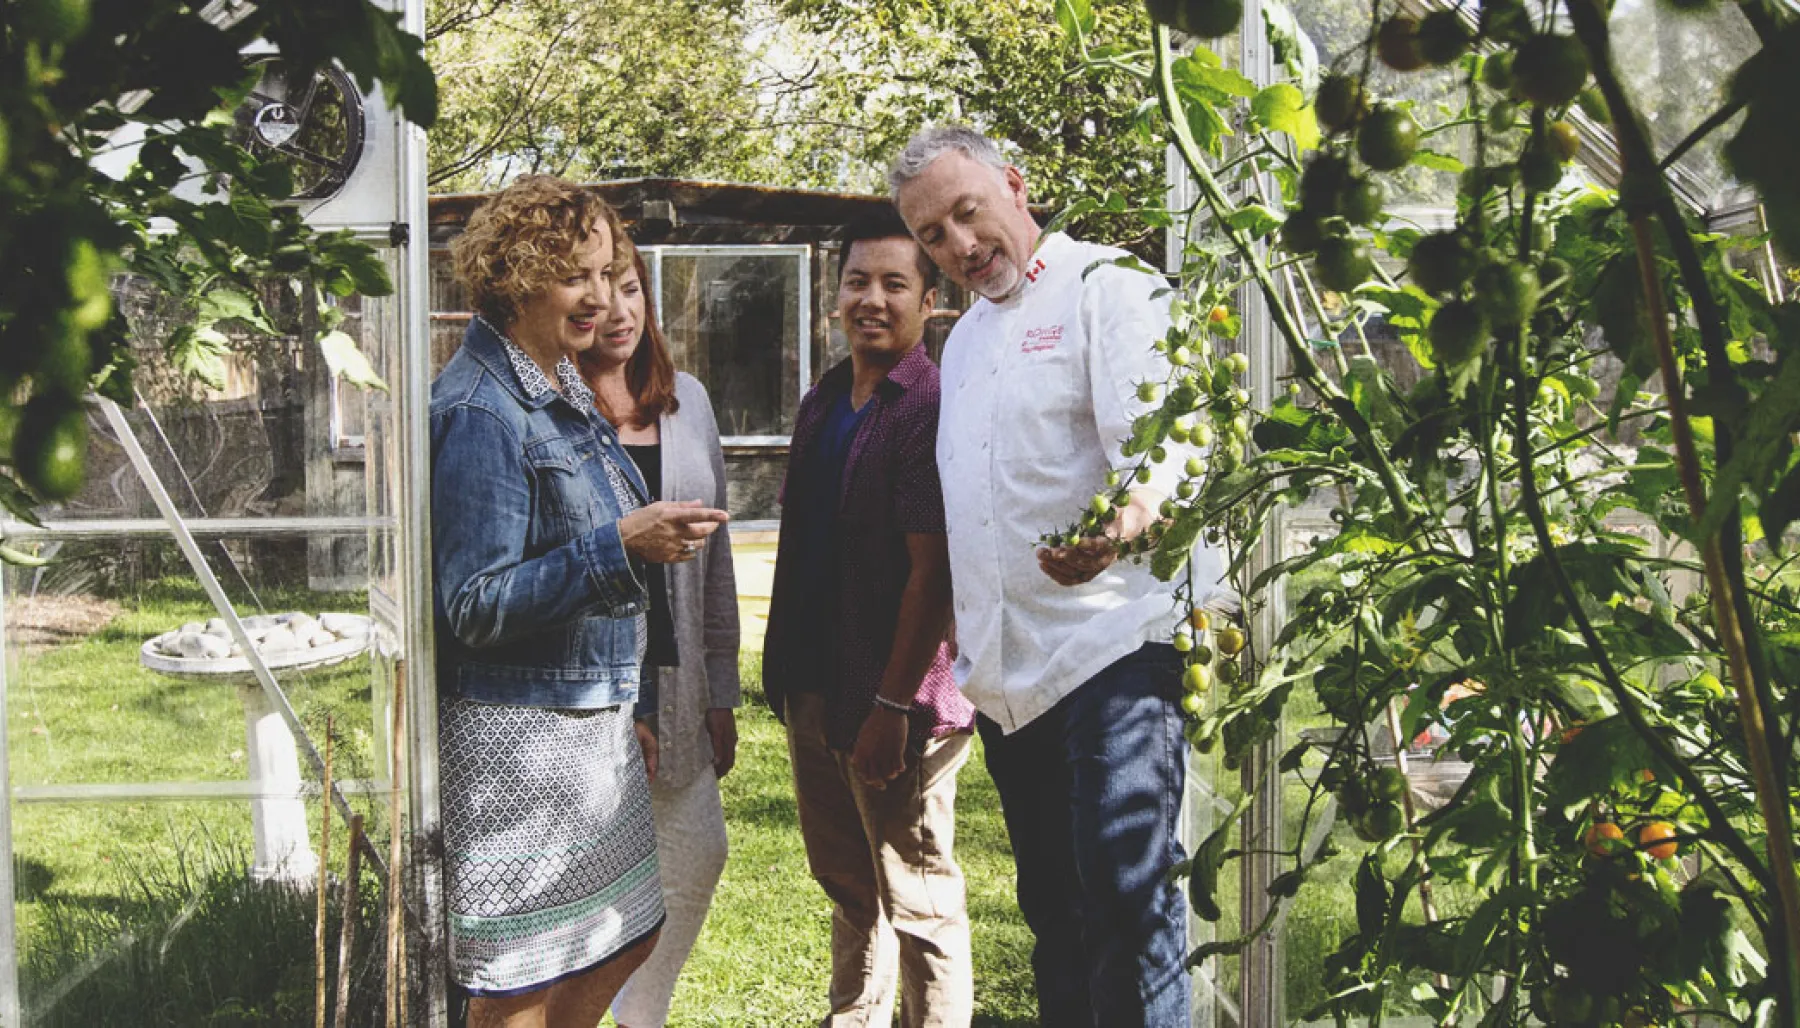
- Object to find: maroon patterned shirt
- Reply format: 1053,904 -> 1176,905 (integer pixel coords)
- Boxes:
762,344 -> 974,752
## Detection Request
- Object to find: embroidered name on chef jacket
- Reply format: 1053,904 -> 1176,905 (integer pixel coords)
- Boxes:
1020,324 -> 1063,353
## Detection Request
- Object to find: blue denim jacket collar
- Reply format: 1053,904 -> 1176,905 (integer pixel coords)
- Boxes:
462,315 -> 584,416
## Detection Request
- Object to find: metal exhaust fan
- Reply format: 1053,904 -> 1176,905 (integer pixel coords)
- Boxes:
234,58 -> 368,202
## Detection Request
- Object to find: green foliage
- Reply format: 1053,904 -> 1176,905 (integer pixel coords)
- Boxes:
429,0 -> 1170,251
0,0 -> 432,519
1060,2 -> 1796,1023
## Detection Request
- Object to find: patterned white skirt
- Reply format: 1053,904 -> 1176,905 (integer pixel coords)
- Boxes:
439,695 -> 664,996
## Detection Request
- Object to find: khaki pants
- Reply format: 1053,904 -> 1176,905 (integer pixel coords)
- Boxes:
786,692 -> 974,1028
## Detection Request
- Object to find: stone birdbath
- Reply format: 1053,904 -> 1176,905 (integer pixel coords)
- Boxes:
140,611 -> 371,883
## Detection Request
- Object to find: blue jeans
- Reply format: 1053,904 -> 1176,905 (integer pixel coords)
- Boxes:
977,643 -> 1190,1028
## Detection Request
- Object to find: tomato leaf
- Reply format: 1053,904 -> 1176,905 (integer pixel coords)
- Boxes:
1251,83 -> 1320,151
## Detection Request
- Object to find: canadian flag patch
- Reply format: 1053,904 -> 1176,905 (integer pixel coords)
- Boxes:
1023,257 -> 1048,283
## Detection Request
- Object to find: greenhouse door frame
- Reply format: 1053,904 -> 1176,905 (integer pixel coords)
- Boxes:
0,0 -> 444,1020
1168,3 -> 1289,1024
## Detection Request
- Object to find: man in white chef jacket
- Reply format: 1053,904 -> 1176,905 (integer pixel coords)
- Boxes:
891,124 -> 1229,1028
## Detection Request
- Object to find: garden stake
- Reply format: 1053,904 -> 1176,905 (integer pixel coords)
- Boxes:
386,661 -> 407,1028
1629,206 -> 1800,1002
315,717 -> 333,1028
335,814 -> 364,1028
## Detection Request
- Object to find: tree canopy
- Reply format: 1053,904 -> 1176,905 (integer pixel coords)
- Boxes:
426,0 -> 1166,246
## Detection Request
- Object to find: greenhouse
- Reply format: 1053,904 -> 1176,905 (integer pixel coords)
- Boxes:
0,0 -> 1794,1025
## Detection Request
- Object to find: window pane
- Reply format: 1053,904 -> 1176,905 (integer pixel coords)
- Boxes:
658,252 -> 804,436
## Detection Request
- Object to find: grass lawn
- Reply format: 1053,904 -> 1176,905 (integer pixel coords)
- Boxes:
7,568 -> 1399,1025
639,661 -> 1037,1027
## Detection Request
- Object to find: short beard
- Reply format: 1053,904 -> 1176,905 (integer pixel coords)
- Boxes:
968,260 -> 1023,301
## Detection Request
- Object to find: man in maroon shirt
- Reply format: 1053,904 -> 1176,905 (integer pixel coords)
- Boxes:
762,208 -> 975,1028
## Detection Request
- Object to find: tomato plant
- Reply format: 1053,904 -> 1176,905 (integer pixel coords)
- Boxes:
1057,0 -> 1800,1022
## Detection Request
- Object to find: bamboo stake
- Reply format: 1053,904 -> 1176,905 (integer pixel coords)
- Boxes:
315,717 -> 334,1028
385,662 -> 407,1028
1629,210 -> 1800,992
334,814 -> 364,1028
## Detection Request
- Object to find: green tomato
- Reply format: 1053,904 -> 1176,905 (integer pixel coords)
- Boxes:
1375,15 -> 1425,72
1356,801 -> 1405,842
1314,237 -> 1374,293
1370,768 -> 1407,803
15,393 -> 87,500
1090,493 -> 1112,515
1183,663 -> 1212,693
1417,10 -> 1472,66
1480,51 -> 1515,92
1518,145 -> 1563,193
1473,258 -> 1541,329
1185,455 -> 1206,477
1486,99 -> 1518,134
1407,231 -> 1477,296
1314,74 -> 1365,133
1144,0 -> 1244,38
1512,34 -> 1589,107
1341,175 -> 1385,226
1170,346 -> 1193,367
1299,154 -> 1353,215
1223,352 -> 1249,375
1137,381 -> 1161,403
1356,106 -> 1420,172
1429,298 -> 1490,366
1280,212 -> 1325,254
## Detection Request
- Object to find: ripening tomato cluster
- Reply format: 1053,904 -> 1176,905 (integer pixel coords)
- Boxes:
1285,0 -> 1600,377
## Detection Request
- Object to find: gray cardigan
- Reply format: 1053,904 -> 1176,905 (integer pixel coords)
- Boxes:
637,372 -> 742,787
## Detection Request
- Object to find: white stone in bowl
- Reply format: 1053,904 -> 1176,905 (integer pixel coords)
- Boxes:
174,631 -> 209,658
259,628 -> 299,654
319,613 -> 366,637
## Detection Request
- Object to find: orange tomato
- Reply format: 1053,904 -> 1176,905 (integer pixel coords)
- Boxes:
1584,821 -> 1624,856
1638,821 -> 1678,860
1208,305 -> 1231,324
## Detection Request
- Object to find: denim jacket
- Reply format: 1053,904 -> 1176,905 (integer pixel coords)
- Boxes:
431,317 -> 649,709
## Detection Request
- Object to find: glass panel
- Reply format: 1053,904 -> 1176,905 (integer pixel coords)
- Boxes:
658,250 -> 805,436
1601,0 -> 1754,200
7,252 -> 410,1025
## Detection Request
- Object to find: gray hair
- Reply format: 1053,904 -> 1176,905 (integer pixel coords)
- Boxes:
887,125 -> 1010,197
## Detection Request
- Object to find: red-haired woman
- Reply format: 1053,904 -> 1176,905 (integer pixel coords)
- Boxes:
580,247 -> 741,1028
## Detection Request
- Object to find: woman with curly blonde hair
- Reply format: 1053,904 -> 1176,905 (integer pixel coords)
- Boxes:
433,174 -> 729,1027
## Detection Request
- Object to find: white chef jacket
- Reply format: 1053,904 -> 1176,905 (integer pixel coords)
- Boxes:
938,231 -> 1230,733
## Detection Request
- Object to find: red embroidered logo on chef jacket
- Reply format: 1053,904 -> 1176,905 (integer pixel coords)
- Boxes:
1021,324 -> 1063,353
1023,257 -> 1047,283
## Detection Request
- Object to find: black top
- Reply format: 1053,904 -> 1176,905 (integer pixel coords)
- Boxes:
624,441 -> 680,669
790,390 -> 871,693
